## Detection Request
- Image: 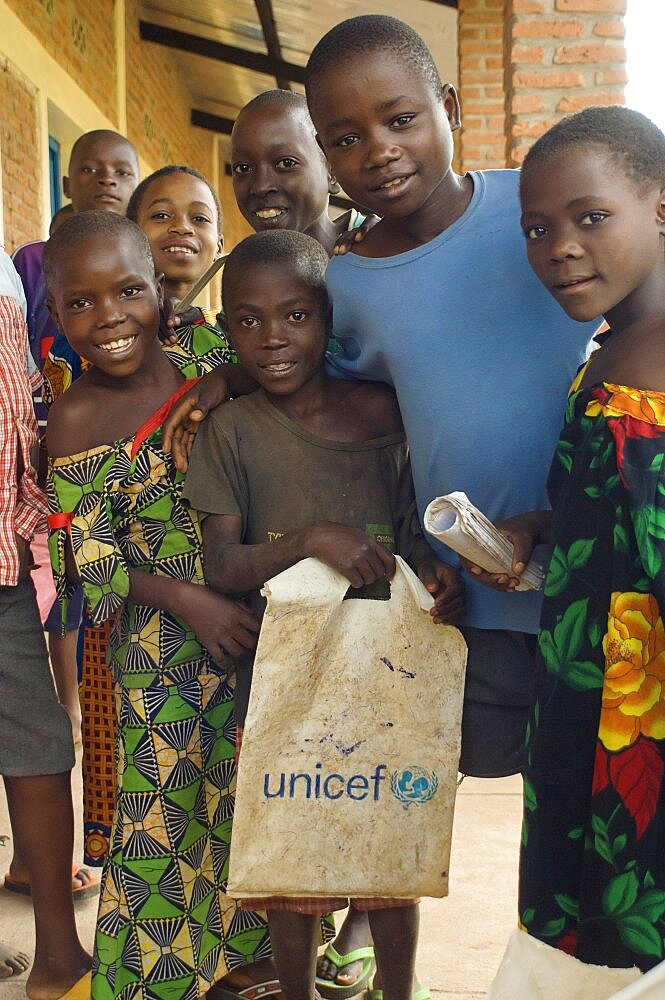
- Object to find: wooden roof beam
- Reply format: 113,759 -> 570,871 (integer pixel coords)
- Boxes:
254,0 -> 291,91
139,21 -> 305,84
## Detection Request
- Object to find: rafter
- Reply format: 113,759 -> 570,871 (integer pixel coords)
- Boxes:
254,0 -> 291,90
139,21 -> 305,84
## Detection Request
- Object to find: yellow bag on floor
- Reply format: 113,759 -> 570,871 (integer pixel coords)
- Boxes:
227,555 -> 467,900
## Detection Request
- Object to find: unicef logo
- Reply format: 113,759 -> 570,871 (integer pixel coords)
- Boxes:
390,766 -> 438,805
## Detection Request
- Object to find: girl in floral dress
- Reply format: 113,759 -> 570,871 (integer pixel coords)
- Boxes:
44,211 -> 271,998
474,106 -> 665,972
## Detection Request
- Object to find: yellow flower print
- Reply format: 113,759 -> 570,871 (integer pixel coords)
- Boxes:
586,385 -> 665,427
599,592 -> 665,752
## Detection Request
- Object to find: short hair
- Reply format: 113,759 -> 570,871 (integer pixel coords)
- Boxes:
68,129 -> 139,171
522,106 -> 665,193
305,15 -> 443,112
222,229 -> 330,314
238,88 -> 309,120
43,211 -> 154,293
126,165 -> 222,232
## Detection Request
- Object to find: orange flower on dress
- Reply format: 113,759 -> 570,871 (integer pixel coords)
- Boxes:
599,591 -> 665,752
586,385 -> 665,427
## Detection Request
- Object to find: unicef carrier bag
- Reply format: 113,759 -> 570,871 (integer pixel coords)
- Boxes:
227,555 -> 467,900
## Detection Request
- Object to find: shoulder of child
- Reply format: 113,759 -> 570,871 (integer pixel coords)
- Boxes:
46,374 -> 103,458
341,380 -> 403,436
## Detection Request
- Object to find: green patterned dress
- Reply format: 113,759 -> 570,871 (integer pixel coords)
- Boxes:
48,329 -> 271,999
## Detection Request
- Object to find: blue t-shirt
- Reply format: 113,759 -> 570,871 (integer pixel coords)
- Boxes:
326,168 -> 599,634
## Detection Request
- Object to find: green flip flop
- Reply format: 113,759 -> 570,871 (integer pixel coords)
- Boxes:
368,990 -> 431,1000
316,944 -> 376,1000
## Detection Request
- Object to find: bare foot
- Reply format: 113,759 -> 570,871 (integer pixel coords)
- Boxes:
25,952 -> 91,1000
0,943 -> 30,979
317,908 -> 372,985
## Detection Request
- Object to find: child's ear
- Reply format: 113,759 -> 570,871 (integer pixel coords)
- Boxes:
45,295 -> 64,333
62,175 -> 71,200
328,166 -> 341,197
657,187 -> 665,231
441,84 -> 462,133
216,234 -> 224,257
155,272 -> 165,309
218,310 -> 231,341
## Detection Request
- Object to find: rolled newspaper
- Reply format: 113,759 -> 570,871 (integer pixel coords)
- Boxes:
423,492 -> 545,592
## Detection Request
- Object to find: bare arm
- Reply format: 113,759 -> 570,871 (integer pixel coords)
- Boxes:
162,364 -> 259,472
203,514 -> 396,593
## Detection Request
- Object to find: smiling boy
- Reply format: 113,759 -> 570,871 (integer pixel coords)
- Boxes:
183,229 -> 464,1000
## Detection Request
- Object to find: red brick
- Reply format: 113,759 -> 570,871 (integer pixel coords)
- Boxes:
512,0 -> 545,11
554,43 -> 626,63
511,44 -> 545,64
594,68 -> 628,84
512,19 -> 583,38
556,91 -> 625,112
513,70 -> 585,88
556,0 -> 626,11
511,118 -> 557,138
593,19 -> 625,37
511,94 -> 546,114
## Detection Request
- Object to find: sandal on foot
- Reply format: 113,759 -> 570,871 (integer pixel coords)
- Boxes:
3,864 -> 100,901
316,944 -> 375,1000
58,971 -> 93,1000
207,978 -> 282,999
368,990 -> 430,1000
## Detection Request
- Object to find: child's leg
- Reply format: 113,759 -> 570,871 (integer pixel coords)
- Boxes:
267,910 -> 320,1000
367,904 -> 419,1000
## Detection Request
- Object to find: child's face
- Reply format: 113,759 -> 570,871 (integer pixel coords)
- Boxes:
48,233 -> 162,377
232,105 -> 333,234
63,135 -> 138,214
309,51 -> 458,224
224,261 -> 329,396
136,172 -> 222,288
520,146 -> 665,324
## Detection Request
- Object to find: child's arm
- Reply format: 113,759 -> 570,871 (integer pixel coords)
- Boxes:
204,514 -> 396,593
162,364 -> 259,472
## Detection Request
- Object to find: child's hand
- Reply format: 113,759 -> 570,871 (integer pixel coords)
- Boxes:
162,369 -> 230,472
159,299 -> 204,345
305,522 -> 396,587
461,510 -> 552,592
332,214 -> 381,255
178,585 -> 259,664
417,559 -> 465,624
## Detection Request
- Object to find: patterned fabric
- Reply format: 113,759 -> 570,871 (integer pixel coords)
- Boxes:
48,329 -> 272,997
520,381 -> 665,972
80,620 -> 116,865
0,278 -> 47,584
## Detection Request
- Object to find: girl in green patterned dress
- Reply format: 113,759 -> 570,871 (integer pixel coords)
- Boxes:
43,211 -> 272,999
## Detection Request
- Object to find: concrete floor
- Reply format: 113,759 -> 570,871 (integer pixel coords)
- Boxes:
0,758 -> 522,999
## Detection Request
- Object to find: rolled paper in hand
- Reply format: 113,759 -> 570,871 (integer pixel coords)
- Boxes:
424,492 -> 545,591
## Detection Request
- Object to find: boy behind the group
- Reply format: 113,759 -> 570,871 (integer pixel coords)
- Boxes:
183,229 -> 463,1000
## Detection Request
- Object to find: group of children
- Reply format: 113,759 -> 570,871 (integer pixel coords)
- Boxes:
2,11 -> 665,1000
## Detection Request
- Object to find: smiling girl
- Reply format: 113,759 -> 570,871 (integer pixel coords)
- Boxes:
43,212 -> 271,998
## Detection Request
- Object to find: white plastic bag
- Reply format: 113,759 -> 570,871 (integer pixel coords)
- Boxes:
486,930 -> 650,999
227,556 -> 467,899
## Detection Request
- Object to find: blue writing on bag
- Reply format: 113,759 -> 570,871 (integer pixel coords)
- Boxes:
262,763 -> 439,804
263,763 -> 387,801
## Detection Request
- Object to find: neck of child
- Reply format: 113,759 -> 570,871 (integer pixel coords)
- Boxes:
264,367 -> 332,423
305,212 -> 341,258
373,168 -> 473,255
91,337 -> 174,393
605,261 -> 665,337
164,275 -> 193,303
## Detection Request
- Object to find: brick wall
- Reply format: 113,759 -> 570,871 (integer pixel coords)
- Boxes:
458,0 -> 508,170
457,0 -> 626,171
124,0 -> 214,179
506,0 -> 626,165
0,56 -> 41,251
5,0 -> 117,126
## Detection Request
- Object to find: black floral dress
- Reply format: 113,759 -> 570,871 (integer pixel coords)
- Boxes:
520,381 -> 665,971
